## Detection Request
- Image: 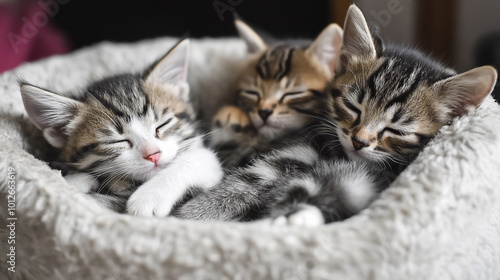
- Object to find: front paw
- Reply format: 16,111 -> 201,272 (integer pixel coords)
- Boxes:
272,205 -> 325,227
127,183 -> 175,217
212,105 -> 252,132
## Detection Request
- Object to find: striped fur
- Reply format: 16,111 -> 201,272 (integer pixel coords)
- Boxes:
21,39 -> 223,214
173,5 -> 496,225
209,20 -> 343,167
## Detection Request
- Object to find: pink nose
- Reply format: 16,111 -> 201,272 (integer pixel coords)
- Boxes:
145,151 -> 161,165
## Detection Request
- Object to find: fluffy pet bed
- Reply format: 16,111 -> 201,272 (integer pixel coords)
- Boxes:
1,37 -> 500,280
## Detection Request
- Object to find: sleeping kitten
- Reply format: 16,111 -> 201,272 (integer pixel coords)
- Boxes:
210,19 -> 343,166
172,5 -> 497,225
20,39 -> 223,215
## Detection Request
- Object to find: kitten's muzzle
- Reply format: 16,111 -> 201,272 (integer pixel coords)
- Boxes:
145,151 -> 161,165
351,137 -> 369,150
258,109 -> 273,121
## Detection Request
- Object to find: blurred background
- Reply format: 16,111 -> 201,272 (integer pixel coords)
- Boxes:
1,0 -> 499,98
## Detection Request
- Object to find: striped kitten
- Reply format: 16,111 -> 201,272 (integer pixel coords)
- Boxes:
20,39 -> 223,215
173,5 -> 497,225
210,19 -> 343,166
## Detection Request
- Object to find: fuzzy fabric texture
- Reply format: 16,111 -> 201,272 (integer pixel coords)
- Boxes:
0,37 -> 500,280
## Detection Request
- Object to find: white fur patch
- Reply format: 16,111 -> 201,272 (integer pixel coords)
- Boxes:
273,204 -> 325,227
275,145 -> 318,165
341,169 -> 376,212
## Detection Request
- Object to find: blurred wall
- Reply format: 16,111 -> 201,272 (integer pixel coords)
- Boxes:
455,0 -> 500,71
357,0 -> 416,45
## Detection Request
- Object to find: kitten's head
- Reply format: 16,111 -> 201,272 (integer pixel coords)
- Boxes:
235,19 -> 343,141
328,5 -> 497,164
21,39 -> 197,183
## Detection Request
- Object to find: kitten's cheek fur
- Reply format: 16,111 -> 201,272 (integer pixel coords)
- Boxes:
64,173 -> 99,193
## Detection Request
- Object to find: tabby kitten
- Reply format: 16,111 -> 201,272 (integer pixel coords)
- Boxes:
20,39 -> 223,215
210,19 -> 343,166
172,5 -> 497,225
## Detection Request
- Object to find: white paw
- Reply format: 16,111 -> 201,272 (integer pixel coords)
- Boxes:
126,180 -> 175,217
64,173 -> 99,193
272,205 -> 325,227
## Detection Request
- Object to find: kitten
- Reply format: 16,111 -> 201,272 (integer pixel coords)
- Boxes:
172,5 -> 497,225
210,19 -> 343,166
20,39 -> 223,215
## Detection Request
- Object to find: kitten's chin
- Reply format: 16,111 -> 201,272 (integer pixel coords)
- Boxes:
342,144 -> 380,163
258,126 -> 285,142
345,149 -> 367,162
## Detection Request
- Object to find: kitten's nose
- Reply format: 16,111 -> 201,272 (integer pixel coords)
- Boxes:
144,151 -> 161,165
352,137 -> 369,150
258,109 -> 273,121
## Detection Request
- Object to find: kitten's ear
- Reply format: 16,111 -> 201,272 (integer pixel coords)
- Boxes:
235,19 -> 267,54
20,84 -> 83,148
337,5 -> 378,73
144,39 -> 190,101
436,66 -> 497,117
307,23 -> 343,78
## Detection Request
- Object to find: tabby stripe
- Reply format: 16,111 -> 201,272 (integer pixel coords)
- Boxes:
275,48 -> 295,81
309,89 -> 324,97
92,94 -> 130,121
278,187 -> 309,207
256,55 -> 267,78
352,114 -> 361,127
385,75 -> 420,109
402,116 -> 415,125
357,89 -> 366,104
70,143 -> 99,162
140,93 -> 150,117
332,104 -> 350,121
81,156 -> 118,173
368,59 -> 390,97
115,121 -> 124,134
344,101 -> 361,115
391,108 -> 404,123
241,173 -> 261,185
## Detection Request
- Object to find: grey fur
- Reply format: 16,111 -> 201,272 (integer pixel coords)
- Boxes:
173,22 -> 465,224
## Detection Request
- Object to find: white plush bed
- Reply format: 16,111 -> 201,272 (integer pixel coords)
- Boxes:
1,37 -> 500,280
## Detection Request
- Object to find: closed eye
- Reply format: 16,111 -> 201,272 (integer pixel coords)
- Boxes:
382,127 -> 410,137
240,90 -> 260,101
157,119 -> 172,131
105,139 -> 133,148
156,118 -> 175,137
344,101 -> 361,127
344,101 -> 361,115
279,91 -> 307,103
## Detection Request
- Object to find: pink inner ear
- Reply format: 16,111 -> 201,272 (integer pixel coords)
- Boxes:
43,127 -> 68,148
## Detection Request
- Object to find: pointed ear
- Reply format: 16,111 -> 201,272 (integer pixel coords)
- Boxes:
20,84 -> 83,148
307,23 -> 343,78
144,39 -> 190,101
436,66 -> 497,117
235,19 -> 267,54
337,5 -> 379,74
